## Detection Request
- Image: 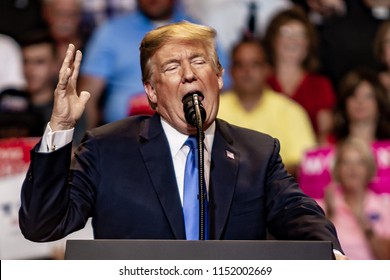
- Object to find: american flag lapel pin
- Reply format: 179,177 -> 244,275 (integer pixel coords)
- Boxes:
226,150 -> 235,160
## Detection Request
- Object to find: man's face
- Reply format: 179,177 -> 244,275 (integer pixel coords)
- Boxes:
23,43 -> 56,93
230,42 -> 269,96
44,0 -> 81,40
138,0 -> 175,20
144,41 -> 223,134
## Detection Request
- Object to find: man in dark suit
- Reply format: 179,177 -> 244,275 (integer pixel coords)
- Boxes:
19,21 -> 345,259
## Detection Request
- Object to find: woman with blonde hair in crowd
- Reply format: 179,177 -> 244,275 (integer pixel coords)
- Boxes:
264,5 -> 335,145
318,138 -> 390,259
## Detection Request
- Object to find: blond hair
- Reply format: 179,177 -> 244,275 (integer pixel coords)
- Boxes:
332,138 -> 377,184
139,20 -> 223,83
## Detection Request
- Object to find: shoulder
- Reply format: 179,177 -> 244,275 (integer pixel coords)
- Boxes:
91,11 -> 145,38
105,11 -> 142,27
171,6 -> 198,22
305,73 -> 333,87
219,91 -> 236,102
366,190 -> 390,206
0,34 -> 20,52
218,91 -> 239,115
264,88 -> 307,112
216,118 -> 277,146
88,115 -> 151,140
215,119 -> 282,173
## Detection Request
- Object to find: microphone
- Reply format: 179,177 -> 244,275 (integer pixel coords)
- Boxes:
182,91 -> 208,240
182,91 -> 206,127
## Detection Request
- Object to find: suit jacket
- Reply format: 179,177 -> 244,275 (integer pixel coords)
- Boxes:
19,114 -> 342,251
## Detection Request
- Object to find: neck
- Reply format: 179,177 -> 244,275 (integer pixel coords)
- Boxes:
235,88 -> 263,112
30,87 -> 53,106
343,187 -> 366,210
275,65 -> 304,96
349,121 -> 376,143
276,60 -> 302,71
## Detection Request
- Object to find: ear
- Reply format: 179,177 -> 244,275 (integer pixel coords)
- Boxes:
144,81 -> 157,104
217,69 -> 224,90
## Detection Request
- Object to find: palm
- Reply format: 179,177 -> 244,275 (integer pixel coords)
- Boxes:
51,44 -> 90,131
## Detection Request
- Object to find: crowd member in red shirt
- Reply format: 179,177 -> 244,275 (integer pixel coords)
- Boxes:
264,5 -> 335,145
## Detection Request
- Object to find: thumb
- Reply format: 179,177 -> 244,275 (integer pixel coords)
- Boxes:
80,91 -> 91,105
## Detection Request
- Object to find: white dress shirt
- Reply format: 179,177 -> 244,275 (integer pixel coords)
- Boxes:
161,119 -> 214,205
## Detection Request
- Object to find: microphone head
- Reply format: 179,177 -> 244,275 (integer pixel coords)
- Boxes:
182,91 -> 206,127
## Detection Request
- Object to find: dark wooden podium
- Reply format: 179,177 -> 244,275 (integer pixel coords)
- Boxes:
64,240 -> 334,260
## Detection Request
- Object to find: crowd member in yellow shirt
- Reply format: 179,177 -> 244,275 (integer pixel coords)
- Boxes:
218,38 -> 316,177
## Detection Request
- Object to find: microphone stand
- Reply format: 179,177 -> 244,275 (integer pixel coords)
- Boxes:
192,94 -> 207,241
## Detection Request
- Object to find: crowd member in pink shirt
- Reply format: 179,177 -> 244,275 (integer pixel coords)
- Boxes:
297,67 -> 390,198
264,5 -> 335,145
317,137 -> 390,259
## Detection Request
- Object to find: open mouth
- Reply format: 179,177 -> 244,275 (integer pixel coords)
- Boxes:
182,91 -> 204,103
182,91 -> 207,126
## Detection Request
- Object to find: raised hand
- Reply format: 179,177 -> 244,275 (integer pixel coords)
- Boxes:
50,44 -> 91,131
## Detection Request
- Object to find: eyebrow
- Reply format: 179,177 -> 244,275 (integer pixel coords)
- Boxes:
160,52 -> 207,68
189,52 -> 207,61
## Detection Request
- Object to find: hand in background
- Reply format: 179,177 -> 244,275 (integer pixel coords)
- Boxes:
50,44 -> 90,131
307,0 -> 346,17
364,0 -> 390,8
335,253 -> 349,260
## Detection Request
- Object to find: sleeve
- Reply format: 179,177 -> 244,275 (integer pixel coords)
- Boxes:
38,123 -> 74,153
19,132 -> 97,242
265,138 -> 344,253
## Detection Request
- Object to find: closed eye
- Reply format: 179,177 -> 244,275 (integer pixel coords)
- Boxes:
162,62 -> 179,72
192,58 -> 206,66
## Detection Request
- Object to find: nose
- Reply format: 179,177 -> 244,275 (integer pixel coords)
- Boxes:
181,62 -> 197,83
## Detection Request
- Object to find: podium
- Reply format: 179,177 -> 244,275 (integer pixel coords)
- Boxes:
64,240 -> 333,260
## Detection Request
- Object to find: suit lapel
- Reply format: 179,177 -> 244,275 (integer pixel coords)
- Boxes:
209,119 -> 240,239
139,114 -> 186,239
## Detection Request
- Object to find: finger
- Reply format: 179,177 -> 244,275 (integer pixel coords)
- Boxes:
57,67 -> 72,92
59,44 -> 75,73
79,90 -> 91,105
58,44 -> 75,84
70,50 -> 82,85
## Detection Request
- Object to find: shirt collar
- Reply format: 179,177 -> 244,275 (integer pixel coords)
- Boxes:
160,118 -> 215,156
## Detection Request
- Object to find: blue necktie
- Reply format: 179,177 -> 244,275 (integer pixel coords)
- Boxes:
183,136 -> 208,240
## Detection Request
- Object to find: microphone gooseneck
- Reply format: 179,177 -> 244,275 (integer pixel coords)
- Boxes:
182,91 -> 206,127
182,92 -> 207,240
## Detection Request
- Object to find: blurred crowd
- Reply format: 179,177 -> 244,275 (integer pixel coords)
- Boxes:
1,0 -> 390,259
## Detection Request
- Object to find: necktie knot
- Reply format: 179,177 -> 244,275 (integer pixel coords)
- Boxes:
185,135 -> 197,150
